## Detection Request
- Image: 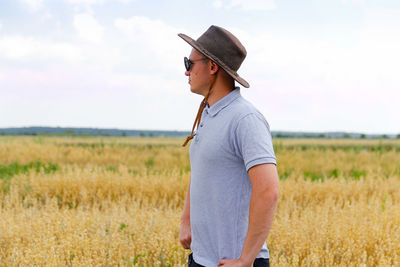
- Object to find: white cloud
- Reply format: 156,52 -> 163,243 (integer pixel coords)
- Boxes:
114,16 -> 180,41
19,0 -> 44,12
214,0 -> 276,11
66,0 -> 135,5
0,23 -> 2,31
19,0 -> 54,22
0,35 -> 82,62
226,10 -> 400,133
114,16 -> 187,71
342,0 -> 365,5
117,0 -> 136,3
66,0 -> 103,4
0,64 -> 196,130
73,13 -> 104,43
213,0 -> 222,8
229,11 -> 400,88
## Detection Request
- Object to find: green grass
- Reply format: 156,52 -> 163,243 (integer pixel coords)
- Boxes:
0,161 -> 59,180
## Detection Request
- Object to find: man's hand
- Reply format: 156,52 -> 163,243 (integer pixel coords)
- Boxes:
217,258 -> 251,267
179,219 -> 191,249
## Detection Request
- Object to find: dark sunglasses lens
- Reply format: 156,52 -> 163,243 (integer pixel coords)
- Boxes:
184,57 -> 190,71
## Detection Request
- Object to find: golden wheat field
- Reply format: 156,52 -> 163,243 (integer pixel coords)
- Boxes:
0,136 -> 399,266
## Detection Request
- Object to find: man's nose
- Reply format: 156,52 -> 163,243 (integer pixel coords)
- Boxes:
185,70 -> 190,76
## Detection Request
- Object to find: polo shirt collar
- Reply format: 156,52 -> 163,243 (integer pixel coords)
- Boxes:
205,87 -> 241,117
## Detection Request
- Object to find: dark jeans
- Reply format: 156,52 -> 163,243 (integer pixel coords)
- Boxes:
188,253 -> 270,267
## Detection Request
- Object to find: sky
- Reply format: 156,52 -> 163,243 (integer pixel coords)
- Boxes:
0,0 -> 399,134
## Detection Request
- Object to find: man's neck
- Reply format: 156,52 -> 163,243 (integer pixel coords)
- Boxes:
206,85 -> 235,107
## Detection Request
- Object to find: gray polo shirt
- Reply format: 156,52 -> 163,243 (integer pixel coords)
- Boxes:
189,87 -> 276,266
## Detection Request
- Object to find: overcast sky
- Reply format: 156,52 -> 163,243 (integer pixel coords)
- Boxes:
1,0 -> 399,134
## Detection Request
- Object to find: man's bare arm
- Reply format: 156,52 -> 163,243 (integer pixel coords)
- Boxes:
179,182 -> 192,249
219,163 -> 279,266
241,163 -> 279,264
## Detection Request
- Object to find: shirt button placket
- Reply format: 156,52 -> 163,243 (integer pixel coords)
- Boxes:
196,114 -> 206,141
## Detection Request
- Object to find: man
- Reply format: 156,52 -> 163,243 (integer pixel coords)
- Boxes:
178,25 -> 279,267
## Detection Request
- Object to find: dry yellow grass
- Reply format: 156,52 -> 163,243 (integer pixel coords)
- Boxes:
0,136 -> 399,266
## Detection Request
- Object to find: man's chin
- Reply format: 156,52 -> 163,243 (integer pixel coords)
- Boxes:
190,87 -> 203,96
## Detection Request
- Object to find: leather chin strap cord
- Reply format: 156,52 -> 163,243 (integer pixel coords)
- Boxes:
182,78 -> 216,147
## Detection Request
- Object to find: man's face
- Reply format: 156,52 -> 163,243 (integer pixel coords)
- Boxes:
185,49 -> 211,96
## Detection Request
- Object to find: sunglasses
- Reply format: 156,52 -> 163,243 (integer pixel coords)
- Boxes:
184,56 -> 207,71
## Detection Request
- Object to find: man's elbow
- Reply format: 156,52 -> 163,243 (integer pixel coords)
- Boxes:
254,183 -> 278,205
263,187 -> 279,204
262,177 -> 279,204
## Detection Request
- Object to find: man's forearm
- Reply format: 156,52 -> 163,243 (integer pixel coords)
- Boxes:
179,182 -> 192,249
181,183 -> 191,222
240,186 -> 278,265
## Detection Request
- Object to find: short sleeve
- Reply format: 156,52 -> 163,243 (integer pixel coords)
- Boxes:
234,113 -> 276,172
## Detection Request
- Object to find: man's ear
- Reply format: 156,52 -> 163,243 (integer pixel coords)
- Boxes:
210,61 -> 219,75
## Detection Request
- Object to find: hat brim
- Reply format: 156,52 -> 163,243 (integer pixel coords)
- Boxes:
178,33 -> 250,88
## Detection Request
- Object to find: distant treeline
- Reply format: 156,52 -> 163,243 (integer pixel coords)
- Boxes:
0,127 -> 399,139
0,127 -> 186,137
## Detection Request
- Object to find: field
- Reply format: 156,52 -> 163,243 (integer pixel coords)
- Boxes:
0,136 -> 399,266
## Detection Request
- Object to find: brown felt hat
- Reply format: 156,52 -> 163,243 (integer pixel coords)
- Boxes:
178,25 -> 250,88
